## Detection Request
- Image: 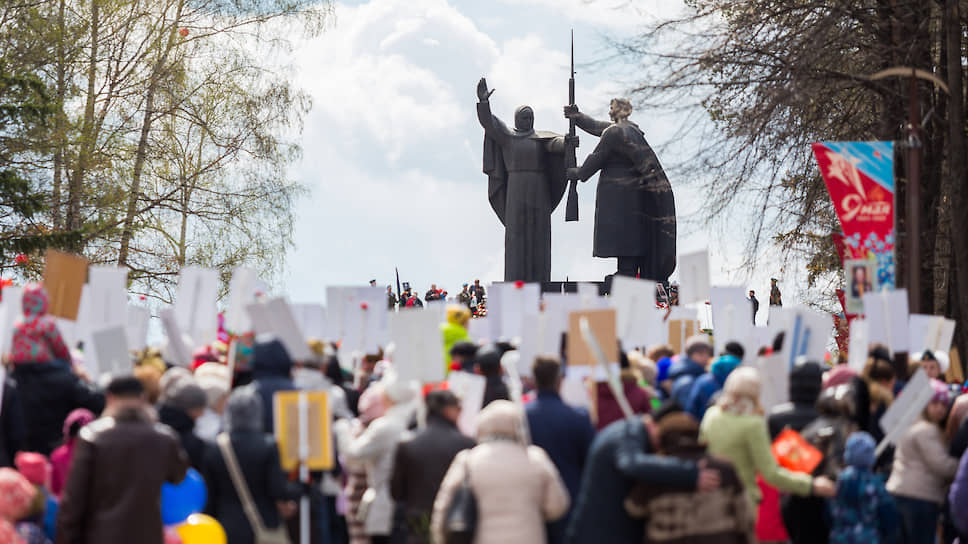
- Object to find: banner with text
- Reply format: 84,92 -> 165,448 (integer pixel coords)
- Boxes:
812,141 -> 895,289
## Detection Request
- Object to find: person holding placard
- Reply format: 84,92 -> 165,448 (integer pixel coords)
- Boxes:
334,373 -> 417,544
886,380 -> 959,544
249,338 -> 297,434
862,348 -> 896,446
590,349 -> 652,431
200,387 -> 297,544
699,367 -> 836,507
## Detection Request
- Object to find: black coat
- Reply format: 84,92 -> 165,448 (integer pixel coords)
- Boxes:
391,415 -> 474,542
201,431 -> 295,544
11,362 -> 104,455
158,404 -> 206,470
0,379 -> 24,468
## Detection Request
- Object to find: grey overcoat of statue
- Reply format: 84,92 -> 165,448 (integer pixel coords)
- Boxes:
477,77 -> 569,283
565,99 -> 677,283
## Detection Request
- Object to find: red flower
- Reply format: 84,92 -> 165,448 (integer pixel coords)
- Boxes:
514,280 -> 525,289
13,254 -> 28,265
360,302 -> 369,310
139,295 -> 147,301
179,27 -> 189,37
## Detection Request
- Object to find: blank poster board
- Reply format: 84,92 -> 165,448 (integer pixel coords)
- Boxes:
43,250 -> 88,320
567,309 -> 617,366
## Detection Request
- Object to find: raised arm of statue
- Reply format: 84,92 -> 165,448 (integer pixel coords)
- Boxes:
477,100 -> 511,146
564,105 -> 610,137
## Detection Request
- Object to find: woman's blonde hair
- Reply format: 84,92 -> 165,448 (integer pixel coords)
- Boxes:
715,366 -> 763,416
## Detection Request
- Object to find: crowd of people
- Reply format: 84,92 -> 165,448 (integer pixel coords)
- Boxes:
384,280 -> 488,317
0,281 -> 966,544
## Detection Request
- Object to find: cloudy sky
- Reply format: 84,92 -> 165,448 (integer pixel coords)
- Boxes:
280,0 -> 791,311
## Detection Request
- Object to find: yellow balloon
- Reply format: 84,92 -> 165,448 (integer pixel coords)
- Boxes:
175,513 -> 227,544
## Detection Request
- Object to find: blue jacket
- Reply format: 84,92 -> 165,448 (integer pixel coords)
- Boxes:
829,466 -> 897,543
527,390 -> 595,544
668,356 -> 705,407
526,391 -> 595,499
685,355 -> 740,420
565,418 -> 699,544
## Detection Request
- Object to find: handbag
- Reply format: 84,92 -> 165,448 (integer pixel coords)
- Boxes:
771,428 -> 824,474
217,434 -> 292,544
442,457 -> 477,544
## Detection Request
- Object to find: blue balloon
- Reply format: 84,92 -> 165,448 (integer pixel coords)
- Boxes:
161,468 -> 207,525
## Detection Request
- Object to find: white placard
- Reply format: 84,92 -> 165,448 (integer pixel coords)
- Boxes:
678,250 -> 711,304
90,325 -> 130,378
709,286 -> 754,356
55,318 -> 77,352
467,317 -> 490,343
784,307 -> 831,368
447,371 -> 486,436
324,287 -> 386,353
489,283 -> 540,342
560,373 -> 592,411
577,283 -> 606,309
877,369 -> 933,455
245,298 -> 314,362
81,266 -> 128,333
517,312 -> 560,378
389,309 -> 445,383
267,298 -> 314,362
125,305 -> 150,352
0,287 -> 23,357
610,276 -> 663,350
863,289 -> 909,354
756,354 -> 789,412
908,314 -> 956,355
173,266 -> 219,347
847,319 -> 869,373
225,267 -> 260,334
160,308 -> 192,366
292,304 -> 329,342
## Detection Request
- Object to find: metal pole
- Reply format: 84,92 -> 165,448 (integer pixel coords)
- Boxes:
298,393 -> 310,544
907,72 -> 921,314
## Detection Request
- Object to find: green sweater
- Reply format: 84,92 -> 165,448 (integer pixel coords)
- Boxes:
699,405 -> 813,504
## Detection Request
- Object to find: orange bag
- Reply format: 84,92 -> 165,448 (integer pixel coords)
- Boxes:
771,428 -> 823,474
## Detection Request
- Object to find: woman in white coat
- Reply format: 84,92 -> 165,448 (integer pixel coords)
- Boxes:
335,372 -> 417,544
431,400 -> 569,544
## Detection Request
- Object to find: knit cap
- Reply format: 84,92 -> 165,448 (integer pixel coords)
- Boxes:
14,453 -> 49,487
844,431 -> 876,469
161,372 -> 207,412
931,378 -> 951,405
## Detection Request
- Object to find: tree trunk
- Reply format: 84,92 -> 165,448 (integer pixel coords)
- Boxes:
51,0 -> 66,231
945,0 -> 968,370
117,0 -> 184,267
66,0 -> 99,244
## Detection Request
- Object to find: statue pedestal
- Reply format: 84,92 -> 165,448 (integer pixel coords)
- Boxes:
493,281 -> 608,296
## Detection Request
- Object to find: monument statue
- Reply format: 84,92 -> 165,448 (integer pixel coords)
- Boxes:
477,77 -> 572,283
564,98 -> 677,283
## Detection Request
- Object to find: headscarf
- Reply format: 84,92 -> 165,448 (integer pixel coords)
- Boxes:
715,366 -> 763,416
357,384 -> 387,425
224,386 -> 264,433
476,400 -> 527,444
